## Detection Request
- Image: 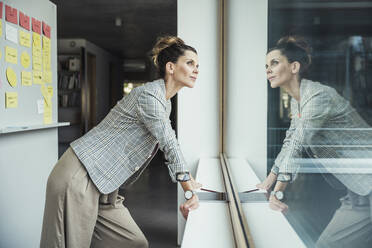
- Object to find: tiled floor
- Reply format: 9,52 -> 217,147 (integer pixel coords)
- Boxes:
119,153 -> 179,248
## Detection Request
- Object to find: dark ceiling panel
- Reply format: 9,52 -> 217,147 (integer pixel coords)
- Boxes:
50,0 -> 177,59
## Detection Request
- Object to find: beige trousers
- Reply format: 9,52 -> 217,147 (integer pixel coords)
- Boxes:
40,147 -> 148,248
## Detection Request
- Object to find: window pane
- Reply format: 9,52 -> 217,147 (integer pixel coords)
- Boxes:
268,1 -> 372,247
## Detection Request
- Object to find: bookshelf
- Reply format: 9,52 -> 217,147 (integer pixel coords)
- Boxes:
57,49 -> 85,157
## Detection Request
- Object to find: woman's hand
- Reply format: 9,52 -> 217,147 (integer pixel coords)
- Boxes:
269,195 -> 288,213
256,172 -> 277,191
180,194 -> 199,219
190,177 -> 202,190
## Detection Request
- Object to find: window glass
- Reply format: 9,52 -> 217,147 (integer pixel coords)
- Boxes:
267,1 -> 372,246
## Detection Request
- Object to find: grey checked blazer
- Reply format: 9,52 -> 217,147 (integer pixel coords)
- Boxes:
272,79 -> 372,196
71,79 -> 188,194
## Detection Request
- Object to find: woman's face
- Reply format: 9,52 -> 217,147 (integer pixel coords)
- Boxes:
265,50 -> 295,88
171,50 -> 199,88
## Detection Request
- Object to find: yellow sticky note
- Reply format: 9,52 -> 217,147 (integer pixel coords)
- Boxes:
44,71 -> 52,83
20,51 -> 31,69
43,36 -> 51,50
47,85 -> 53,97
33,56 -> 42,71
6,67 -> 17,87
41,84 -> 52,106
33,45 -> 41,56
5,46 -> 17,64
43,53 -> 51,71
41,84 -> 48,97
5,92 -> 18,108
21,71 -> 32,86
33,71 -> 43,84
43,104 -> 52,124
33,32 -> 41,47
19,30 -> 31,48
0,20 -> 2,37
42,84 -> 52,111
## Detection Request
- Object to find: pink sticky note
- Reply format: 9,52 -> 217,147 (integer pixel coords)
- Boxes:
19,11 -> 30,31
5,5 -> 18,25
0,2 -> 3,19
42,21 -> 51,38
32,17 -> 41,34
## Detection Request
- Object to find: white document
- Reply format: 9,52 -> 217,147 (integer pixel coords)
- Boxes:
37,99 -> 45,114
5,23 -> 18,44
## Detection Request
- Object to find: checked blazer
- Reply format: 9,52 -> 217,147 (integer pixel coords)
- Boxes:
271,79 -> 372,196
71,79 -> 188,194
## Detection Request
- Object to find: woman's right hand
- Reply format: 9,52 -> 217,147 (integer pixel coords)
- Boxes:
256,172 -> 277,191
180,194 -> 199,219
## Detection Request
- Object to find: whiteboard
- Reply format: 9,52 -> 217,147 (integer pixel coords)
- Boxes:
0,0 -> 57,128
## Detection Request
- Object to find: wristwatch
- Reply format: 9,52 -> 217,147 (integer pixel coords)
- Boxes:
176,172 -> 191,182
184,190 -> 195,200
270,190 -> 284,200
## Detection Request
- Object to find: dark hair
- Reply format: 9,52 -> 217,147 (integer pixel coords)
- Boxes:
152,36 -> 197,78
268,36 -> 312,79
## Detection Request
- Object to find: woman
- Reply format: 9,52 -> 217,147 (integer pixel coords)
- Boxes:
257,36 -> 372,247
40,36 -> 201,248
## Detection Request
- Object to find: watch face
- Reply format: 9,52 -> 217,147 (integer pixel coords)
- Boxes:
185,190 -> 193,200
275,191 -> 284,200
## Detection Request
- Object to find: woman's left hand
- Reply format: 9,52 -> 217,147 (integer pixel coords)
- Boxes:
190,178 -> 202,190
269,195 -> 288,213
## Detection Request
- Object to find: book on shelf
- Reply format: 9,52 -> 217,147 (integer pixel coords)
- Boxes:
58,73 -> 81,90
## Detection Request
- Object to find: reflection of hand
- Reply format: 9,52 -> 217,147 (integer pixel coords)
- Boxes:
269,195 -> 288,213
256,172 -> 277,191
180,194 -> 199,219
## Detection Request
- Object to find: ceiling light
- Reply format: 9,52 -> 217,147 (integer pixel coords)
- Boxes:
115,17 -> 122,27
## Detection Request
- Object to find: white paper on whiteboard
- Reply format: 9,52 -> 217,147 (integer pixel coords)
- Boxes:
5,23 -> 18,44
37,99 -> 45,114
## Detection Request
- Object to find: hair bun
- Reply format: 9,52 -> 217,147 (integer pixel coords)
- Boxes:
277,35 -> 312,68
152,36 -> 185,67
277,36 -> 311,57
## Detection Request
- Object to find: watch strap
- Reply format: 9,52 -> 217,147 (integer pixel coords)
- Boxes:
176,172 -> 191,182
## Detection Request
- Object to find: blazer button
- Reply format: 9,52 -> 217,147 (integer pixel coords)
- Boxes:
147,154 -> 152,159
313,154 -> 318,158
134,166 -> 140,171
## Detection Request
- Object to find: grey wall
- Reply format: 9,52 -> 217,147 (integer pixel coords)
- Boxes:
0,1 -> 58,247
0,128 -> 58,247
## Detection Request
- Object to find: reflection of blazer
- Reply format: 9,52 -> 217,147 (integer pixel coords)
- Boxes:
71,79 -> 187,194
272,79 -> 372,196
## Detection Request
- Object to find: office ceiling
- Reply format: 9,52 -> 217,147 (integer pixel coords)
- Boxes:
50,0 -> 372,60
50,0 -> 177,60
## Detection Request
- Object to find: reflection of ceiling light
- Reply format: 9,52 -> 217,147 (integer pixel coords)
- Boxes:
115,17 -> 122,27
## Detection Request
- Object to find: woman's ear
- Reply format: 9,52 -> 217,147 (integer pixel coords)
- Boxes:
291,61 -> 301,74
166,62 -> 174,75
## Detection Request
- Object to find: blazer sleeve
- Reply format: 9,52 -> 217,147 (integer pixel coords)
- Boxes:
137,88 -> 188,182
274,89 -> 333,181
271,116 -> 297,178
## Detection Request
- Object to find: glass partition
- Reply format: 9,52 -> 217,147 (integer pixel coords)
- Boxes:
266,1 -> 372,247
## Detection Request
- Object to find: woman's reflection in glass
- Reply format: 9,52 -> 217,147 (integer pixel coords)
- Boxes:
257,36 -> 372,248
